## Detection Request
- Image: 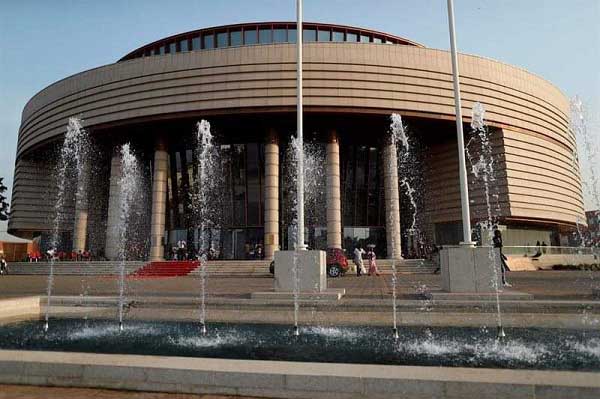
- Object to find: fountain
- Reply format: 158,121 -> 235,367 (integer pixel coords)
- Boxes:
116,143 -> 142,332
467,102 -> 505,339
44,117 -> 89,332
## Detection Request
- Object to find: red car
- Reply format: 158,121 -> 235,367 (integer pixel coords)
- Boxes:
269,248 -> 349,278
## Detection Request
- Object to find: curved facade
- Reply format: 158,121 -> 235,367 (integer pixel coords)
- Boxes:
10,22 -> 584,259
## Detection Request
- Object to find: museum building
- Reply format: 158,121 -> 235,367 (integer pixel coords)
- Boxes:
8,22 -> 585,260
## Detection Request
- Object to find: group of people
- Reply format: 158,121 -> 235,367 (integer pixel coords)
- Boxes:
353,245 -> 380,276
44,248 -> 92,262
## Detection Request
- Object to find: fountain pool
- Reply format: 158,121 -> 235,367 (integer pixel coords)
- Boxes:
1,318 -> 599,372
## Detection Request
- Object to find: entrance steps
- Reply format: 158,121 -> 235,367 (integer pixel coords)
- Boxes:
5,261 -> 145,276
5,259 -> 436,276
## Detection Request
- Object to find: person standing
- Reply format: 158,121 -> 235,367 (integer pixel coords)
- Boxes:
367,247 -> 380,276
492,229 -> 511,287
353,245 -> 365,277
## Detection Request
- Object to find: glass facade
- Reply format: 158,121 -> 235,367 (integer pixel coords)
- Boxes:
259,28 -> 272,43
244,29 -> 257,45
332,31 -> 344,42
273,28 -> 287,43
180,39 -> 189,52
203,34 -> 214,49
303,29 -> 316,42
318,30 -> 331,42
166,142 -> 265,260
230,30 -> 242,46
217,32 -> 228,47
123,23 -> 407,61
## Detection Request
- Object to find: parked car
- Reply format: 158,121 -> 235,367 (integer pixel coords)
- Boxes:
269,248 -> 349,278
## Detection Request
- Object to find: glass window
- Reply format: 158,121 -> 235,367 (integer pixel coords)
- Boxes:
203,34 -> 214,49
259,28 -> 272,43
159,45 -> 165,55
244,29 -> 257,45
150,48 -> 155,56
169,42 -> 176,54
317,30 -> 331,42
230,30 -> 242,46
346,32 -> 357,42
217,32 -> 228,47
303,29 -> 316,42
192,37 -> 200,50
273,28 -> 286,43
288,28 -> 297,43
360,34 -> 370,43
373,37 -> 382,44
180,39 -> 189,52
332,31 -> 344,42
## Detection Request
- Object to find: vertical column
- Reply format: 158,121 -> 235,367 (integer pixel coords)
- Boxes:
383,139 -> 403,259
326,130 -> 342,249
149,138 -> 169,261
72,163 -> 89,252
264,128 -> 279,260
105,151 -> 122,260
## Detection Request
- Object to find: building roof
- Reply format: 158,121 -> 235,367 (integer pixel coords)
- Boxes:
119,21 -> 423,62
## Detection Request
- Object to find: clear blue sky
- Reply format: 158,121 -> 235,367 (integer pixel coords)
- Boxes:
1,0 -> 599,207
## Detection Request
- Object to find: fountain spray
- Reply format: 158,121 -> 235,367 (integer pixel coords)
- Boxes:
44,117 -> 89,332
116,143 -> 141,332
195,120 -> 218,336
468,102 -> 505,341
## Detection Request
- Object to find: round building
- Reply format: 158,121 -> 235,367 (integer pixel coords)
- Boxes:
9,22 -> 585,260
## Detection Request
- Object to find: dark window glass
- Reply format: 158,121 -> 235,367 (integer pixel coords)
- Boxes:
203,34 -> 214,49
288,28 -> 297,43
303,29 -> 316,42
192,37 -> 201,50
373,37 -> 382,44
273,28 -> 286,42
232,144 -> 246,225
346,32 -> 357,42
217,32 -> 228,47
259,28 -> 272,43
230,30 -> 242,46
180,39 -> 189,52
332,31 -> 344,42
317,30 -> 331,42
159,45 -> 165,55
244,29 -> 257,45
246,144 -> 261,226
150,48 -> 155,56
169,42 -> 176,54
360,34 -> 370,43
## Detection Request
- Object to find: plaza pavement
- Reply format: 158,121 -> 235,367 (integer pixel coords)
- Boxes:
0,271 -> 598,300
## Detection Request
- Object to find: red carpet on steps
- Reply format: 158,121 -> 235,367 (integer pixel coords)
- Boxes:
130,261 -> 200,278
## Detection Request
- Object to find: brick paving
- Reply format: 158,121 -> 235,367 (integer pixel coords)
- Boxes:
0,271 -> 598,300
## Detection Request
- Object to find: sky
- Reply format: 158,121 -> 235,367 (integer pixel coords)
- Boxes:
1,0 -> 599,209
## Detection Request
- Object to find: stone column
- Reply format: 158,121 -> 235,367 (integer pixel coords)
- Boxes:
149,138 -> 169,261
105,151 -> 122,260
326,130 -> 342,249
383,139 -> 403,259
264,128 -> 279,260
72,163 -> 90,252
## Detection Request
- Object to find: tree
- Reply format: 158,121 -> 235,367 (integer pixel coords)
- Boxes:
0,177 -> 9,221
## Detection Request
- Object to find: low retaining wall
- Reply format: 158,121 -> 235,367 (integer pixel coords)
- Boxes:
0,350 -> 598,399
508,254 -> 599,271
0,296 -> 40,320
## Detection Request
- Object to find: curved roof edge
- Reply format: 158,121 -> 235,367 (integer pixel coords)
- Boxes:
119,21 -> 424,61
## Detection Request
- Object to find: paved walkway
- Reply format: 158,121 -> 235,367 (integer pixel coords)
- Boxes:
0,384 -> 260,399
0,271 -> 598,300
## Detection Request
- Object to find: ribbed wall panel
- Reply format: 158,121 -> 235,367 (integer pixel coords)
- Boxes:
11,42 -> 583,233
